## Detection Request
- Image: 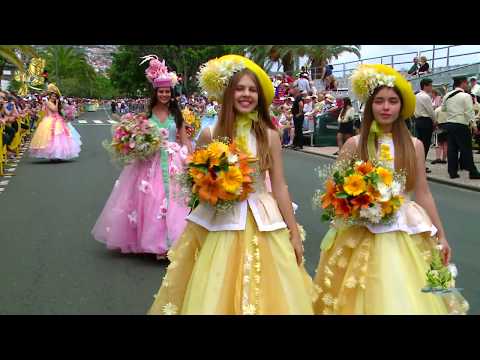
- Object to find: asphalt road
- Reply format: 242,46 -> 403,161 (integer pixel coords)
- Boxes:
1,108 -> 478,314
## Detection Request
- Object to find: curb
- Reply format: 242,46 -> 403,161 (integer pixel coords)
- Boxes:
294,148 -> 480,193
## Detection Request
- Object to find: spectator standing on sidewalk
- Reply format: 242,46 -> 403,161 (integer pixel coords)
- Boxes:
470,77 -> 480,102
442,76 -> 480,179
297,73 -> 311,94
291,87 -> 304,150
414,78 -> 436,173
431,105 -> 448,165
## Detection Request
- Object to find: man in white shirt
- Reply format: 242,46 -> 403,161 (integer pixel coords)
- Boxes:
414,78 -> 436,172
296,74 -> 311,94
470,77 -> 480,102
442,76 -> 480,179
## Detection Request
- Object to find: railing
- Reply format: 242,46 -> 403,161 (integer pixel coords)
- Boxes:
269,46 -> 480,81
313,45 -> 480,80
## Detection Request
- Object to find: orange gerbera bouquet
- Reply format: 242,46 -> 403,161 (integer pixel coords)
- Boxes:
313,158 -> 406,225
177,138 -> 257,211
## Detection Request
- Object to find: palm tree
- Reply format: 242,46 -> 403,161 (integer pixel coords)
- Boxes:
0,45 -> 38,80
246,45 -> 361,77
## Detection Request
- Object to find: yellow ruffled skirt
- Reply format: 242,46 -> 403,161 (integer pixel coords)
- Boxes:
312,226 -> 469,315
148,210 -> 314,315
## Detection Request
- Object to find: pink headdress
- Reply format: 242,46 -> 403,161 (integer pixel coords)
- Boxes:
140,55 -> 178,89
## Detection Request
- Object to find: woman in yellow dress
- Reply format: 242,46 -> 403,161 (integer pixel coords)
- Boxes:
148,55 -> 314,315
30,83 -> 81,161
312,64 -> 469,315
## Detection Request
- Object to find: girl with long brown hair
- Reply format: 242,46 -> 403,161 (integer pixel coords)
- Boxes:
148,55 -> 313,315
312,64 -> 468,315
92,57 -> 191,259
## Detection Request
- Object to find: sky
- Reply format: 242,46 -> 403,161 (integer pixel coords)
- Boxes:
330,45 -> 480,70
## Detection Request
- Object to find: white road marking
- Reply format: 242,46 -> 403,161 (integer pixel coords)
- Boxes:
93,120 -> 103,124
78,120 -> 87,124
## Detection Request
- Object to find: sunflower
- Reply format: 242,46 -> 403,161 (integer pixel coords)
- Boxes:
191,149 -> 209,165
343,174 -> 367,196
218,166 -> 243,194
376,167 -> 393,186
207,141 -> 229,167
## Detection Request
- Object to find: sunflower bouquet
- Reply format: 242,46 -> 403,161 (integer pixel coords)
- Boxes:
181,108 -> 201,139
103,113 -> 167,165
177,138 -> 257,211
313,158 -> 406,226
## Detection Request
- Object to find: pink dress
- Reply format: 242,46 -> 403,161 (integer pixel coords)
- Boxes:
30,105 -> 81,160
91,114 -> 189,256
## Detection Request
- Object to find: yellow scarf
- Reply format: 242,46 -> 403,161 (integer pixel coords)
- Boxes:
235,111 -> 258,156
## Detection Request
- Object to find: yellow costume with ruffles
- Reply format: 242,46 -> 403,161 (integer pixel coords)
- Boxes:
312,134 -> 469,314
148,112 -> 314,315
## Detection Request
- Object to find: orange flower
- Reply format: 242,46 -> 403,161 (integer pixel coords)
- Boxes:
350,193 -> 372,211
189,167 -> 206,182
195,173 -> 221,206
355,161 -> 374,176
333,198 -> 351,218
381,201 -> 394,215
321,179 -> 337,209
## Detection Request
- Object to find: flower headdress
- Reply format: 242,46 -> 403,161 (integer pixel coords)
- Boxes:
350,64 -> 415,120
197,54 -> 274,105
140,55 -> 178,89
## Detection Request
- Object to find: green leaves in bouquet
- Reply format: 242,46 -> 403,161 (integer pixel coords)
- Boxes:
333,171 -> 344,185
335,192 -> 349,199
188,194 -> 200,210
365,171 -> 380,185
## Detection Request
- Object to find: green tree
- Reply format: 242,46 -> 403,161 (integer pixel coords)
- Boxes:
109,45 -> 245,97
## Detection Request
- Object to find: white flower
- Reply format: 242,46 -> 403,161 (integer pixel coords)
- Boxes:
128,210 -> 138,225
377,182 -> 391,202
448,263 -> 458,278
243,304 -> 257,315
162,303 -> 178,315
436,244 -> 444,251
359,203 -> 383,223
138,180 -> 152,194
391,180 -> 402,196
227,153 -> 238,164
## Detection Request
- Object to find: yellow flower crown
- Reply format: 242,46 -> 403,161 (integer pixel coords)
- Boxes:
350,64 -> 415,120
197,54 -> 274,105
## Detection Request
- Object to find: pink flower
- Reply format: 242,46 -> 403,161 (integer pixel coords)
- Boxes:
157,199 -> 168,219
159,128 -> 169,138
179,146 -> 188,161
167,142 -> 180,153
169,163 -> 179,176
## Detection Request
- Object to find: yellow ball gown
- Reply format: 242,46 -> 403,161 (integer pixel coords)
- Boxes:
312,134 -> 469,315
148,130 -> 314,315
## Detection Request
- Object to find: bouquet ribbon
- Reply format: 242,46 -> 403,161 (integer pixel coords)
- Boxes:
367,119 -> 382,160
235,111 -> 258,155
